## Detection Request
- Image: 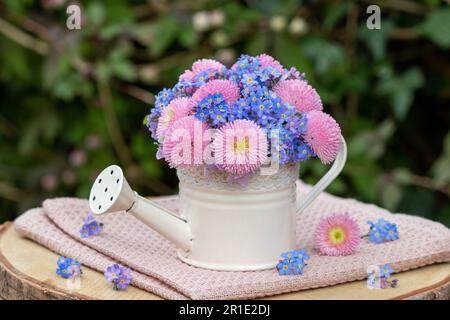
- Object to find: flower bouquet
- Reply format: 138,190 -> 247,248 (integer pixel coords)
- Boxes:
144,54 -> 342,179
138,54 -> 346,270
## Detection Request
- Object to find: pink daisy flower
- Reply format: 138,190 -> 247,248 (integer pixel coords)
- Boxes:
192,79 -> 240,104
156,97 -> 194,142
257,54 -> 284,72
304,110 -> 341,164
162,116 -> 209,168
273,79 -> 323,112
212,119 -> 268,176
179,69 -> 195,81
314,213 -> 361,256
191,59 -> 225,74
179,59 -> 225,82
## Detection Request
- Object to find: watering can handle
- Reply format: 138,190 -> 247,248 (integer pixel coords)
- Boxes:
296,136 -> 347,215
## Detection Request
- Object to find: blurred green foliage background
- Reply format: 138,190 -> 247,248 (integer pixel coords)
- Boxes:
0,0 -> 449,226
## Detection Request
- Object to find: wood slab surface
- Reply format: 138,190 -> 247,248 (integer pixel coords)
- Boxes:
0,222 -> 449,300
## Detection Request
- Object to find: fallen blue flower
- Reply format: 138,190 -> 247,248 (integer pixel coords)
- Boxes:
56,256 -> 82,279
80,214 -> 103,238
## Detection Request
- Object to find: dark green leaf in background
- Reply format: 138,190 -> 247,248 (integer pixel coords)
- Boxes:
377,67 -> 424,120
418,7 -> 450,48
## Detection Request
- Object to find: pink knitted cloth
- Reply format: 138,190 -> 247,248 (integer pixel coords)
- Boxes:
15,182 -> 450,299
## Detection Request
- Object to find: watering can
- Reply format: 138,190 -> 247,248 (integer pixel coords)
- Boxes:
88,137 -> 347,271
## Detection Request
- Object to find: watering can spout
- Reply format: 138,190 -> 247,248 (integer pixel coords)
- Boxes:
88,165 -> 192,251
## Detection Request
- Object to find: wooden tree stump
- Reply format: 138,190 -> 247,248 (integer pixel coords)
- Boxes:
0,222 -> 449,300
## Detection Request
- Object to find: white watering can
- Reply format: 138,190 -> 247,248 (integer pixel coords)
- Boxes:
89,137 -> 347,271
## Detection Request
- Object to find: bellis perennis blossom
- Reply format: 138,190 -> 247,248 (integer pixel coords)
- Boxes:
145,54 -> 343,178
192,79 -> 240,104
212,119 -> 268,176
156,97 -> 194,142
180,59 -> 226,81
304,110 -> 341,164
104,263 -> 133,291
162,116 -> 210,168
314,213 -> 361,256
273,79 -> 322,113
257,53 -> 284,72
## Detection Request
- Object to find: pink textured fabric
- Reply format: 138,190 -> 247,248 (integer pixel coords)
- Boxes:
14,208 -> 187,299
15,182 -> 450,300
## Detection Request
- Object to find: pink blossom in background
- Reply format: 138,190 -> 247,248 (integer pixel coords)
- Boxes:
304,110 -> 341,164
273,79 -> 323,113
212,119 -> 268,176
156,97 -> 194,142
215,49 -> 236,65
41,0 -> 66,10
40,174 -> 59,191
62,170 -> 76,186
192,79 -> 240,104
162,116 -> 209,168
314,213 -> 361,256
69,149 -> 87,167
85,134 -> 101,150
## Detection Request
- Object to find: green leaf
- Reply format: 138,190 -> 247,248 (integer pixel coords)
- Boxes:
353,173 -> 377,201
302,37 -> 345,75
104,1 -> 133,24
431,131 -> 450,184
245,33 -> 268,56
392,168 -> 414,185
401,67 -> 425,88
358,20 -> 394,60
328,177 -> 347,194
394,68 -> 424,119
323,2 -> 352,30
129,23 -> 155,45
377,119 -> 395,140
99,23 -> 130,40
108,45 -> 133,62
274,35 -> 313,81
376,67 -> 424,120
95,62 -> 112,83
398,188 -> 435,217
392,89 -> 412,119
143,115 -> 149,126
112,61 -> 136,81
149,17 -> 178,57
49,72 -> 93,101
0,40 -> 32,82
380,181 -> 403,211
178,25 -> 198,48
86,2 -> 106,28
417,7 -> 450,48
249,0 -> 298,16
348,119 -> 395,160
2,0 -> 32,15
436,204 -> 450,226
131,134 -> 162,179
18,111 -> 61,155
42,54 -> 71,87
223,2 -> 261,23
